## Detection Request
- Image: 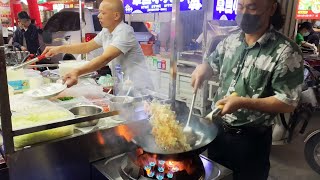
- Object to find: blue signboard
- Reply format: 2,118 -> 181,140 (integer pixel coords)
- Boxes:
213,0 -> 238,21
124,0 -> 203,14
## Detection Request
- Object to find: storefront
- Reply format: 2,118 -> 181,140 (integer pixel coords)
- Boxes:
0,0 -> 234,179
1,0 -> 320,179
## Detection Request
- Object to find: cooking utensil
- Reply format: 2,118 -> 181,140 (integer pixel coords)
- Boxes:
183,89 -> 197,133
125,86 -> 132,96
108,95 -> 136,121
69,105 -> 103,127
11,55 -> 46,70
204,92 -> 238,121
108,96 -> 135,110
130,92 -> 238,159
131,117 -> 218,159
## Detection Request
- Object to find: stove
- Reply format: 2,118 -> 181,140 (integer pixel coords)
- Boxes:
121,149 -> 206,180
92,151 -> 233,180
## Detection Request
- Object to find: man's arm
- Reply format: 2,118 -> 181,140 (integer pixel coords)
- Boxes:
216,96 -> 295,116
313,28 -> 320,33
191,38 -> 225,92
77,45 -> 122,75
191,62 -> 214,91
63,45 -> 122,87
243,97 -> 295,112
42,39 -> 101,57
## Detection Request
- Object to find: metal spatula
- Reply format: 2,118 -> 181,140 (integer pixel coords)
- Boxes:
184,89 -> 197,133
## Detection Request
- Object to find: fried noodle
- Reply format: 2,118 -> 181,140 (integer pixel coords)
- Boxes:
147,101 -> 191,152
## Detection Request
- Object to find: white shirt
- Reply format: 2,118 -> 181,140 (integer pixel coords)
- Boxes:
94,22 -> 153,90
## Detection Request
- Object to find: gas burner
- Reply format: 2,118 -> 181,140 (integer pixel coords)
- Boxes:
119,149 -> 205,180
94,151 -> 231,180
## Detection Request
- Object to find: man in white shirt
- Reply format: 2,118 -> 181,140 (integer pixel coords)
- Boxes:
42,0 -> 153,90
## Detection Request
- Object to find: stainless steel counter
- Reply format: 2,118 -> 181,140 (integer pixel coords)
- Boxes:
2,105 -> 148,180
6,121 -> 137,180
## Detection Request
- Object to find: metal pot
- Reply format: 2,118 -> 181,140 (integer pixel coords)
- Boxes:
69,105 -> 103,128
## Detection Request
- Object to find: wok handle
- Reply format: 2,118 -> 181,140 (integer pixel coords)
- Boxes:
215,92 -> 238,110
204,92 -> 238,121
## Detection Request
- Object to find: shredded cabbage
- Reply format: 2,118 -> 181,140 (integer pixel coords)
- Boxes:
12,110 -> 74,148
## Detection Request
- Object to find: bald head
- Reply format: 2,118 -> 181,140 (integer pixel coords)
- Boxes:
98,0 -> 124,30
102,0 -> 124,20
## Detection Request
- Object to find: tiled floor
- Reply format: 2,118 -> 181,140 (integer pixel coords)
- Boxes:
268,112 -> 320,180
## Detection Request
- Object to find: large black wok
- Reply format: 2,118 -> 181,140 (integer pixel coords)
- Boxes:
131,117 -> 219,159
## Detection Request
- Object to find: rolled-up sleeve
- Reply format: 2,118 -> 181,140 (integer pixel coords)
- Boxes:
272,46 -> 304,107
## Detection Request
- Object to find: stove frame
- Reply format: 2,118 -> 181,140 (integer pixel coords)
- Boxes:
92,153 -> 233,180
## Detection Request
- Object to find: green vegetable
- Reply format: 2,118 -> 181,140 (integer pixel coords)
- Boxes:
58,96 -> 74,101
12,110 -> 74,148
14,126 -> 74,148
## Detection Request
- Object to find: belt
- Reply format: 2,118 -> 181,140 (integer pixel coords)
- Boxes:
220,122 -> 271,135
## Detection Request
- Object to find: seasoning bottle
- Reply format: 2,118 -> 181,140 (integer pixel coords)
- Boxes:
153,57 -> 158,69
161,60 -> 166,70
157,60 -> 162,69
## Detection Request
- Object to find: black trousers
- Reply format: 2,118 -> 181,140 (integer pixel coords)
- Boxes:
208,123 -> 272,180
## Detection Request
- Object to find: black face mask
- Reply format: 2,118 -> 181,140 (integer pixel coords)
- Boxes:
236,12 -> 263,34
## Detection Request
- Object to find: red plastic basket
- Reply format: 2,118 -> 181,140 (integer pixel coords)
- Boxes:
140,43 -> 154,56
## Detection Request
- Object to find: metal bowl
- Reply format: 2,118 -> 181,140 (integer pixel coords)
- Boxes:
108,96 -> 136,121
109,96 -> 135,110
69,105 -> 103,128
109,96 -> 134,103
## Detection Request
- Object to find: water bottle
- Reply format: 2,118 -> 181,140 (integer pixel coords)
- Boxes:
114,64 -> 123,95
115,64 -> 122,82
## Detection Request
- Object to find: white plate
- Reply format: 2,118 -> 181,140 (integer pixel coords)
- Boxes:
24,83 -> 67,99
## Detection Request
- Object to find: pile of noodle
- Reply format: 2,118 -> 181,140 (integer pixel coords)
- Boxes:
147,101 -> 191,152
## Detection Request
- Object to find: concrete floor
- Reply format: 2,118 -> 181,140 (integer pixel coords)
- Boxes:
268,112 -> 320,180
176,102 -> 320,179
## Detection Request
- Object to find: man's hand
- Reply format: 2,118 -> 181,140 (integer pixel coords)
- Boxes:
63,69 -> 80,88
42,46 -> 61,57
216,96 -> 244,116
191,63 -> 213,93
312,44 -> 318,54
21,46 -> 27,51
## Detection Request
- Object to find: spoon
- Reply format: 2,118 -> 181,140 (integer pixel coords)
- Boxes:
125,86 -> 132,96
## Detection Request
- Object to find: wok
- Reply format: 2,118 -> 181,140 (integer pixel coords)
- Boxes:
130,93 -> 238,159
131,117 -> 219,159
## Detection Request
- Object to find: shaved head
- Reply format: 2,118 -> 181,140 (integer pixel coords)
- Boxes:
98,0 -> 124,30
102,0 -> 124,20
